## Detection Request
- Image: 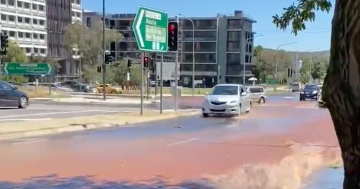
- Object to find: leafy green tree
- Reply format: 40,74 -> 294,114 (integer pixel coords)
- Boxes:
63,21 -> 122,82
273,1 -> 360,187
0,42 -> 28,82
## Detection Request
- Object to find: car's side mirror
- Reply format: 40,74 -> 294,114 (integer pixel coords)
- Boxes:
13,86 -> 17,90
241,92 -> 247,96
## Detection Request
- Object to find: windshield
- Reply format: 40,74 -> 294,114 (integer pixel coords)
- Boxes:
304,85 -> 318,90
210,86 -> 238,95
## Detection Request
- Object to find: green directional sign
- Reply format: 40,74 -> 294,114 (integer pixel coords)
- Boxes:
1,62 -> 55,75
133,6 -> 168,52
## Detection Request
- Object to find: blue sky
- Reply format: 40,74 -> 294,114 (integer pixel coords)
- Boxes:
82,0 -> 333,51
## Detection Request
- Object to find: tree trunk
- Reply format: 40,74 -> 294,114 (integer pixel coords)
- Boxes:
323,1 -> 360,188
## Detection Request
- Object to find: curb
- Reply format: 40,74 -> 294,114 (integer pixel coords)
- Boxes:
31,99 -> 158,107
0,111 -> 200,141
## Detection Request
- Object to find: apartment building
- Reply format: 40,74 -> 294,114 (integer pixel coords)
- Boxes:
0,0 -> 82,76
84,10 -> 256,87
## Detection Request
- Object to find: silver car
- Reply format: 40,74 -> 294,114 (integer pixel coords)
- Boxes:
202,84 -> 251,117
246,86 -> 266,104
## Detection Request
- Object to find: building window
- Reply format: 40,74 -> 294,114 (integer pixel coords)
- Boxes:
182,31 -> 217,41
226,53 -> 242,75
40,49 -> 46,54
9,31 -> 15,37
17,0 -> 21,7
8,0 -> 14,6
39,20 -> 45,26
25,48 -> 31,53
8,15 -> 15,22
33,33 -> 38,39
194,19 -> 217,30
18,32 -> 23,38
76,0 -> 80,4
1,14 -> 6,21
72,11 -> 75,17
25,17 -> 30,24
76,12 -> 81,17
34,48 -> 38,53
39,34 -> 45,40
1,0 -> 5,5
18,16 -> 23,23
24,2 -> 30,8
33,18 -> 37,24
39,5 -> 44,11
227,19 -> 243,29
183,42 -> 216,52
227,31 -> 241,41
25,33 -> 31,39
227,42 -> 240,52
32,3 -> 37,10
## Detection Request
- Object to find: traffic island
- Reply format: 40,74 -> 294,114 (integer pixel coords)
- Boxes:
0,111 -> 199,141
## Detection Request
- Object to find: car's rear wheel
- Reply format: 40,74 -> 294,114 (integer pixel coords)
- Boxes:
18,96 -> 28,109
259,97 -> 265,104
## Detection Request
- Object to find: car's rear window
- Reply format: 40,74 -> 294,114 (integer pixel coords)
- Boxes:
249,87 -> 264,93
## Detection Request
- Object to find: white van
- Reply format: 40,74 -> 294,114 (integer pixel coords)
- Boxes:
290,83 -> 302,92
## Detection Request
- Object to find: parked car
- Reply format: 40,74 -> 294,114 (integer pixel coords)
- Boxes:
201,84 -> 251,117
0,81 -> 29,109
50,83 -> 74,92
300,84 -> 320,101
246,86 -> 266,104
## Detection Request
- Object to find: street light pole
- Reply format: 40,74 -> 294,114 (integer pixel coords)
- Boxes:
242,34 -> 263,85
274,42 -> 297,91
178,14 -> 195,96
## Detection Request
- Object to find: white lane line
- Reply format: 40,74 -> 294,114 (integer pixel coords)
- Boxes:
167,138 -> 198,147
284,97 -> 293,99
0,110 -> 119,119
0,118 -> 52,122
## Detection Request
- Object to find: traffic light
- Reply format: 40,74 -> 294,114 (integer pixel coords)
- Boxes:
0,33 -> 9,55
168,22 -> 178,51
104,54 -> 114,64
143,57 -> 149,68
287,67 -> 293,78
150,58 -> 156,73
127,59 -> 132,68
97,66 -> 101,73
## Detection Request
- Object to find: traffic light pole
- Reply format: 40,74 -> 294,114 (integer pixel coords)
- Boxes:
102,0 -> 106,101
174,15 -> 179,111
160,53 -> 163,114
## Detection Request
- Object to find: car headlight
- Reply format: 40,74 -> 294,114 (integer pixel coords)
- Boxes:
312,91 -> 318,94
203,99 -> 210,104
229,100 -> 238,104
300,91 -> 304,94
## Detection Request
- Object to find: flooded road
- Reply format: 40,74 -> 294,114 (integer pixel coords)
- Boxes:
0,95 -> 339,188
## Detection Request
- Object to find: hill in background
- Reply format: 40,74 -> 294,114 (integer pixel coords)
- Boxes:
263,48 -> 330,61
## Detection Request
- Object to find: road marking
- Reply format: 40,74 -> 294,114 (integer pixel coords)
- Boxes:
0,118 -> 52,122
167,138 -> 198,147
284,97 -> 293,99
0,110 -> 118,119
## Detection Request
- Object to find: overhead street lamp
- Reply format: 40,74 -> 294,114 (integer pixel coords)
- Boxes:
274,42 -> 297,91
242,34 -> 263,85
178,14 -> 195,96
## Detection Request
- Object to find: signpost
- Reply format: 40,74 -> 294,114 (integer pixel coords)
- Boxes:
1,62 -> 55,75
133,6 -> 168,52
133,6 -> 168,115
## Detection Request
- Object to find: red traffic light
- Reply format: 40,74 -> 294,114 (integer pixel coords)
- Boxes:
169,24 -> 175,31
144,57 -> 148,62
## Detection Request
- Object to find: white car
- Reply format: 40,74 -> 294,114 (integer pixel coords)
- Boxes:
202,84 -> 251,117
246,86 -> 266,104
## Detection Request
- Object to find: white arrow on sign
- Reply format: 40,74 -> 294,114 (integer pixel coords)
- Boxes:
136,9 -> 145,47
47,63 -> 54,75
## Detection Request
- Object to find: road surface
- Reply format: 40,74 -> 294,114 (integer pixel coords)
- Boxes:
0,104 -> 136,122
0,94 -> 336,188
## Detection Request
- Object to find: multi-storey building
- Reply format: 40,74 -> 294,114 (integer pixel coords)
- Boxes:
0,0 -> 82,77
0,0 -> 47,56
83,10 -> 256,87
